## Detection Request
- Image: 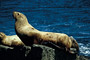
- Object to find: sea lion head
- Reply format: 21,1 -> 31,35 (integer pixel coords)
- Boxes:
0,32 -> 6,40
13,11 -> 27,22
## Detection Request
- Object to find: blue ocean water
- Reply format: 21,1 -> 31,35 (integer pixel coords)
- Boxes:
0,0 -> 90,57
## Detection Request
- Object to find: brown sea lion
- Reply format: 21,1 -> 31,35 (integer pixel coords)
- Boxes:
0,32 -> 24,46
13,11 -> 79,54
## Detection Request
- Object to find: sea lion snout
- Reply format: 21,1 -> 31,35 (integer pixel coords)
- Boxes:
13,11 -> 19,18
13,11 -> 19,14
13,11 -> 27,21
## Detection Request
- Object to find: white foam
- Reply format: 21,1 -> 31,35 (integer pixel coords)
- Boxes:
79,43 -> 90,56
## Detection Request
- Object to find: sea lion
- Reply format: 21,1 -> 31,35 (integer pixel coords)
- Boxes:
0,32 -> 25,46
13,11 -> 79,54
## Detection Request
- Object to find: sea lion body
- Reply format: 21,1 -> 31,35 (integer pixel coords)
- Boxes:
13,11 -> 79,53
40,32 -> 72,49
0,32 -> 24,46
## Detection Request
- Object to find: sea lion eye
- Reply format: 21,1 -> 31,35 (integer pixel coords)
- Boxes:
17,13 -> 20,15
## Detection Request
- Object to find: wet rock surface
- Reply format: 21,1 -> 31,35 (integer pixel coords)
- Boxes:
0,44 -> 89,60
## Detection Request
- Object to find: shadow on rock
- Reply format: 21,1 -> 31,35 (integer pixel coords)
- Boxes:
26,47 -> 42,60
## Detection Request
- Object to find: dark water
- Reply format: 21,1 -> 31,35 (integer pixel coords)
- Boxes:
0,0 -> 90,57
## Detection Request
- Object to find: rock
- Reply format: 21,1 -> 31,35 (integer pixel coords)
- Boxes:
0,44 -> 89,60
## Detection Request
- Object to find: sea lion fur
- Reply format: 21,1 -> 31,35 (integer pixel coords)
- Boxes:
0,32 -> 24,46
13,11 -> 79,54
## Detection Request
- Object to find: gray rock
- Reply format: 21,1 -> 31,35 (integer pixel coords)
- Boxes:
0,44 -> 89,60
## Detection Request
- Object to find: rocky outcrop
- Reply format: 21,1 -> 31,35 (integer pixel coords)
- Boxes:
0,44 -> 89,60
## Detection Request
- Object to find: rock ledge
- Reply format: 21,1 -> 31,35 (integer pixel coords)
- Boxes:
0,44 -> 89,60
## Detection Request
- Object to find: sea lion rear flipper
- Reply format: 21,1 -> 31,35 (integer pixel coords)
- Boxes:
70,36 -> 79,52
49,42 -> 78,54
48,41 -> 65,50
41,41 -> 64,49
69,48 -> 77,54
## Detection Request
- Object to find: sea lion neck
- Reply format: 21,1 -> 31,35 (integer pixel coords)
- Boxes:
15,20 -> 30,33
15,18 -> 29,26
